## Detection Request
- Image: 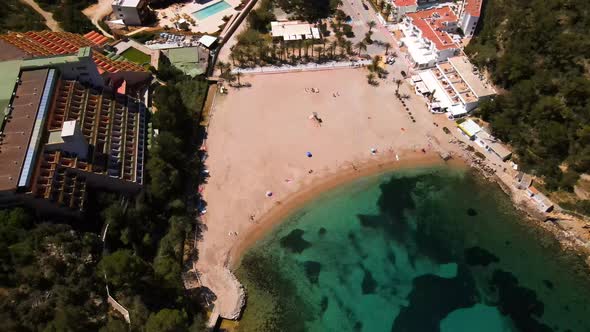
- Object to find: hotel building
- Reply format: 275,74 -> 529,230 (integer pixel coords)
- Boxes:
415,55 -> 495,117
456,0 -> 483,37
112,0 -> 152,26
0,50 -> 148,215
400,6 -> 460,68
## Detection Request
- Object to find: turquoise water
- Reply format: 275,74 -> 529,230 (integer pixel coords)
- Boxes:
236,167 -> 590,332
192,1 -> 231,20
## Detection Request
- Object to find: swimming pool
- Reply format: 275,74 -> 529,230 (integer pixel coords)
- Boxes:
192,1 -> 232,20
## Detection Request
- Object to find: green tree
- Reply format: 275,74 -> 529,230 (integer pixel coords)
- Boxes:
384,42 -> 391,55
355,41 -> 367,56
145,309 -> 188,332
368,20 -> 376,32
98,250 -> 150,289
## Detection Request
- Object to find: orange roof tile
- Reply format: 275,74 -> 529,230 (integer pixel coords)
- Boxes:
0,31 -> 145,73
393,0 -> 417,7
407,6 -> 458,51
464,0 -> 482,17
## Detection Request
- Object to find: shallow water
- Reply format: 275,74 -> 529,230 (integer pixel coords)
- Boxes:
235,167 -> 590,332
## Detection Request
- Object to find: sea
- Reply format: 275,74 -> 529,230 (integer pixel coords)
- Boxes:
235,167 -> 590,332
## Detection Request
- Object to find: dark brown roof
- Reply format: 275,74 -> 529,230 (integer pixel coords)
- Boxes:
0,69 -> 49,191
0,40 -> 29,61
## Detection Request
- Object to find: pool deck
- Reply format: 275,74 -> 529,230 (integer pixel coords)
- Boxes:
156,0 -> 241,34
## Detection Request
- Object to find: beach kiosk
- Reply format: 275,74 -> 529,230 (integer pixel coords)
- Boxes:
457,119 -> 481,140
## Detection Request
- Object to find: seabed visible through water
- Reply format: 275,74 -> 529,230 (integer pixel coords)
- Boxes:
236,167 -> 590,332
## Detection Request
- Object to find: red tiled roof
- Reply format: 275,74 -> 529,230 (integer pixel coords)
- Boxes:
407,6 -> 458,51
393,0 -> 417,7
83,31 -> 109,46
0,31 -> 145,73
464,0 -> 483,17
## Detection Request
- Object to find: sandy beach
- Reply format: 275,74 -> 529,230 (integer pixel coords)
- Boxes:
192,68 -> 468,319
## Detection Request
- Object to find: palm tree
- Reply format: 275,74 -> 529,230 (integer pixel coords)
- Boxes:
330,40 -> 338,58
384,42 -> 391,55
270,42 -> 277,61
344,40 -> 353,56
384,3 -> 392,21
371,55 -> 381,72
338,39 -> 346,56
355,41 -> 367,56
229,46 -> 237,66
314,46 -> 324,61
428,89 -> 436,103
233,47 -> 244,67
216,60 -> 227,76
368,20 -> 376,33
303,40 -> 312,58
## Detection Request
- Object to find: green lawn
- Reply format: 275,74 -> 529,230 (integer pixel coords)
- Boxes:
121,47 -> 151,66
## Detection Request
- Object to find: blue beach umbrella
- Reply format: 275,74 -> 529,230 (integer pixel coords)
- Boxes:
307,152 -> 313,158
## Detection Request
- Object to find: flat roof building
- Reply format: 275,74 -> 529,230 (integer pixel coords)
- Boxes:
271,21 -> 321,41
475,130 -> 512,161
112,0 -> 151,26
456,0 -> 482,37
0,53 -> 148,215
418,55 -> 495,117
457,119 -> 481,139
526,186 -> 555,213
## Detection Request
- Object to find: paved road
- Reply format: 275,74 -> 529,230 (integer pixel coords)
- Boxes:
20,0 -> 62,32
338,0 -> 414,77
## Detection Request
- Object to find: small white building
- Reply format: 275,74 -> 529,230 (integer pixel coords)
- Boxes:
526,186 -> 555,213
475,130 -> 512,161
270,21 -> 321,41
112,0 -> 151,26
457,0 -> 482,37
390,0 -> 419,21
458,119 -> 481,139
400,6 -> 460,68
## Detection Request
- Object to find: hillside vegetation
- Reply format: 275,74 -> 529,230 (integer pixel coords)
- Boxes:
0,0 -> 47,33
36,0 -> 94,33
0,63 -> 209,331
466,0 -> 590,192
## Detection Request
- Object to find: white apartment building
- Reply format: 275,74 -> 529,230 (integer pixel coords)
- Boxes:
456,0 -> 482,37
112,0 -> 151,26
400,6 -> 460,68
270,21 -> 321,41
416,55 -> 495,117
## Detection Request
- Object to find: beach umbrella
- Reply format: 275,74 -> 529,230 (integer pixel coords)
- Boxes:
307,152 -> 313,158
266,191 -> 273,197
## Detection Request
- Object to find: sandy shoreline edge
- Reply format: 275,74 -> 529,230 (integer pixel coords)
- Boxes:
228,151 -> 465,269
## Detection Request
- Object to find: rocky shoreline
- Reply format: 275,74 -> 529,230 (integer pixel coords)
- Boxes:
450,137 -> 590,268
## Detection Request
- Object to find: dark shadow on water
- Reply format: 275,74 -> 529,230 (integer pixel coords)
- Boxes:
303,261 -> 322,285
279,229 -> 311,253
490,269 -> 553,332
391,266 -> 478,332
464,246 -> 500,267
